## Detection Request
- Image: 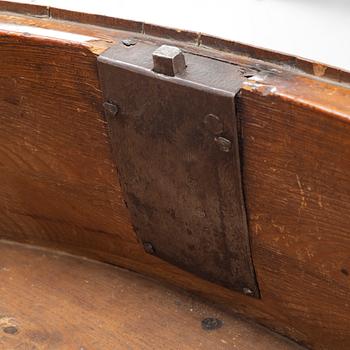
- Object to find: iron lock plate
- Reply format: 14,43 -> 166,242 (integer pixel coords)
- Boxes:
98,41 -> 259,297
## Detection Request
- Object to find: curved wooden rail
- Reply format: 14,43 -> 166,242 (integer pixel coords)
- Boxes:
0,5 -> 349,349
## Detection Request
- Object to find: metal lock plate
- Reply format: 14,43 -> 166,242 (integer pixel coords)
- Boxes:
98,41 -> 259,297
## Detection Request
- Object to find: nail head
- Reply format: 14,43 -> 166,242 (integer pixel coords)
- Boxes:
214,137 -> 232,152
203,114 -> 223,135
122,39 -> 137,47
143,242 -> 155,255
103,101 -> 119,117
201,318 -> 223,331
243,287 -> 254,296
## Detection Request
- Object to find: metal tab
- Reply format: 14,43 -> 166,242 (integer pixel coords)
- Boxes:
98,41 -> 259,297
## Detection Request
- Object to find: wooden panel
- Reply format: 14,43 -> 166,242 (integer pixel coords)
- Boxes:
239,82 -> 350,349
50,7 -> 143,33
0,240 -> 302,350
0,30 -> 136,240
0,12 -> 349,350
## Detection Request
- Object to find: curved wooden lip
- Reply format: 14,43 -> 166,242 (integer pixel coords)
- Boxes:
0,6 -> 349,349
1,0 -> 350,85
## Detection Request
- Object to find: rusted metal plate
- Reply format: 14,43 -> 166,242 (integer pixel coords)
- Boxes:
98,41 -> 259,297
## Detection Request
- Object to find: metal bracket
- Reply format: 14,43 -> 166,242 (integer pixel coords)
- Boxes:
98,41 -> 259,298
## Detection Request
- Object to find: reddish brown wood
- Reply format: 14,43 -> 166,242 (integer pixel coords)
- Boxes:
50,7 -> 143,33
0,11 -> 349,350
0,1 -> 49,16
0,240 -> 302,350
143,22 -> 199,43
1,1 -> 349,83
239,81 -> 350,349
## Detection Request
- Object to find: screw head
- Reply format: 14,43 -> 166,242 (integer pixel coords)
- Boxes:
201,318 -> 223,331
214,136 -> 232,152
122,39 -> 137,47
103,101 -> 119,118
143,242 -> 155,255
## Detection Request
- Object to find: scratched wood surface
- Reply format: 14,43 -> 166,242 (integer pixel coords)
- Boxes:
0,11 -> 349,350
0,240 -> 303,350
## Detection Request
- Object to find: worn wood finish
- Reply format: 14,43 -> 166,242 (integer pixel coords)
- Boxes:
0,1 -> 48,17
0,240 -> 302,350
0,12 -> 349,350
1,0 -> 350,83
239,75 -> 350,348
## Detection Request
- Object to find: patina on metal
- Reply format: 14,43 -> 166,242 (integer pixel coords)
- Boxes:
98,41 -> 259,298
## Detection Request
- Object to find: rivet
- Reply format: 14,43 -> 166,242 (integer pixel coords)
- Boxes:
122,39 -> 137,47
203,114 -> 223,135
103,101 -> 119,118
214,137 -> 232,152
3,326 -> 18,335
201,318 -> 223,331
243,287 -> 254,296
143,242 -> 155,255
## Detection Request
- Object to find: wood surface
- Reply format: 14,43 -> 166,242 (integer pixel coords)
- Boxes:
0,11 -> 349,350
0,240 -> 303,350
1,0 -> 350,83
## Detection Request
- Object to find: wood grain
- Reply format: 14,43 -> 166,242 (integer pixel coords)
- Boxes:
50,7 -> 143,33
1,1 -> 350,83
0,12 -> 349,350
0,1 -> 49,17
0,240 -> 302,350
239,76 -> 350,349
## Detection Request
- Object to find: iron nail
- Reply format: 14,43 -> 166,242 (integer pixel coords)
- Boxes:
143,242 -> 155,255
214,137 -> 232,152
201,318 -> 223,331
122,39 -> 137,47
103,101 -> 119,117
203,114 -> 223,135
243,287 -> 254,296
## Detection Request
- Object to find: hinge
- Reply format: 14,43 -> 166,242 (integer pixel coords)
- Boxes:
97,40 -> 260,298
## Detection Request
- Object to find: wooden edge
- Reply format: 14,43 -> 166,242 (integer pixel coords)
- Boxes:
0,1 -> 350,84
143,22 -> 199,44
0,12 -> 348,126
241,72 -> 350,122
49,7 -> 143,33
0,0 -> 49,16
0,14 -> 349,349
200,35 -> 350,85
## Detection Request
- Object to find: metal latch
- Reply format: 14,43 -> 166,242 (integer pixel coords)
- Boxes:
98,41 -> 259,298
